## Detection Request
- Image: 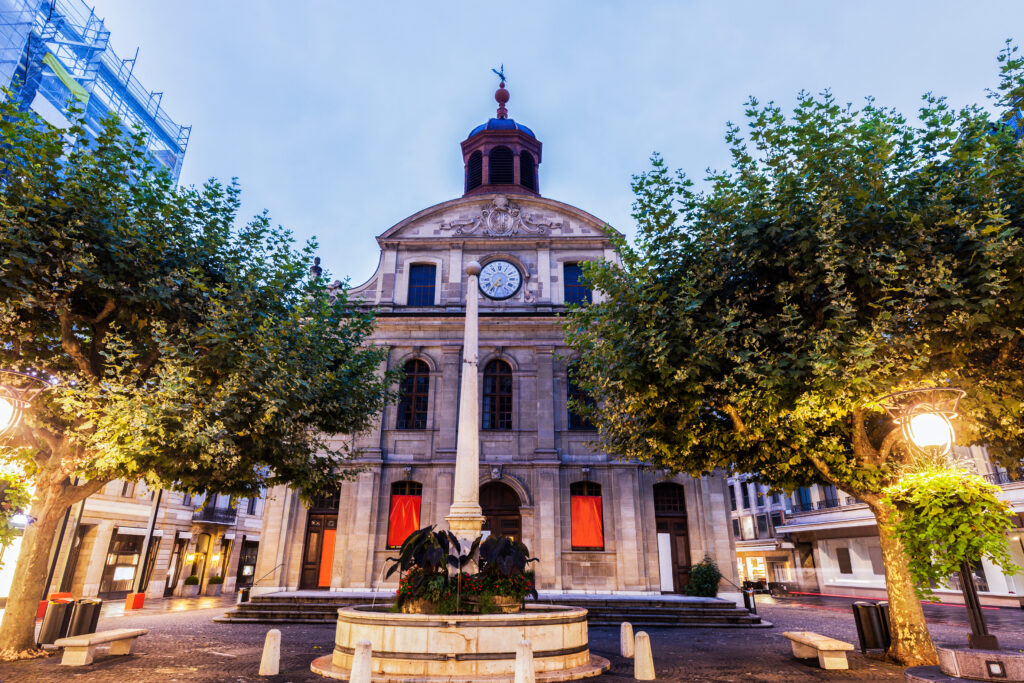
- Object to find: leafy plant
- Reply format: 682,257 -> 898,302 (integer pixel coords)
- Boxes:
385,526 -> 478,609
476,536 -> 539,601
184,575 -> 199,586
883,466 -> 1019,599
685,555 -> 722,597
207,575 -> 224,585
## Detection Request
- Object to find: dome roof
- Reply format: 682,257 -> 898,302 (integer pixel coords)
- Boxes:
468,118 -> 535,138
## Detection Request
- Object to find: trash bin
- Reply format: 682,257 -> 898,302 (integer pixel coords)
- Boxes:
877,601 -> 891,646
37,599 -> 73,646
742,587 -> 757,614
852,601 -> 890,653
67,598 -> 102,637
237,587 -> 251,604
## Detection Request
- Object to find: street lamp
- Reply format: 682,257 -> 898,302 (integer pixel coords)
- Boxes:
881,386 -> 999,650
0,370 -> 49,439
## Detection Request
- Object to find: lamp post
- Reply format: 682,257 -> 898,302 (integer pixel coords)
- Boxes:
882,387 -> 999,651
0,371 -> 48,440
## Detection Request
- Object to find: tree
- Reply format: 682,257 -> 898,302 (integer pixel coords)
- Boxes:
566,44 -> 1024,666
0,99 -> 395,653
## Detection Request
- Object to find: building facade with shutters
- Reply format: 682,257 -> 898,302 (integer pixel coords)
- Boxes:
253,83 -> 738,596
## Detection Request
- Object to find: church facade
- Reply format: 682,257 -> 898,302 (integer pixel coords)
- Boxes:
254,84 -> 737,595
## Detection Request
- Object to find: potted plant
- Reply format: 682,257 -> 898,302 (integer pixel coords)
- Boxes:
468,536 -> 538,613
386,526 -> 478,614
685,554 -> 723,597
182,574 -> 200,597
206,574 -> 224,596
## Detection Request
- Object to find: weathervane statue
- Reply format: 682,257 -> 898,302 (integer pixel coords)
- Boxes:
446,261 -> 486,546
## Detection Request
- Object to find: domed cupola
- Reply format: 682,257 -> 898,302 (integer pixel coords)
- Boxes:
462,77 -> 542,197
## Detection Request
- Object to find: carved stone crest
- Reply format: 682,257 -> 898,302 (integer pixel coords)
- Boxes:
440,196 -> 561,237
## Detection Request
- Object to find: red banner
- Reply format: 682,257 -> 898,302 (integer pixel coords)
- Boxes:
318,529 -> 336,587
387,494 -> 421,548
571,495 -> 604,549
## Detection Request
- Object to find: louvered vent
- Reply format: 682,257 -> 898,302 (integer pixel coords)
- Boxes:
520,151 -> 536,191
466,151 -> 482,192
489,146 -> 514,184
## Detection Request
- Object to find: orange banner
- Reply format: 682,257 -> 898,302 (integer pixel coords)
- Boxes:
387,495 -> 421,548
570,495 -> 604,549
318,529 -> 336,587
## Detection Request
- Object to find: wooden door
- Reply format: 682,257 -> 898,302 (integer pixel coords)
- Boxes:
480,481 -> 521,542
654,482 -> 691,593
300,514 -> 337,589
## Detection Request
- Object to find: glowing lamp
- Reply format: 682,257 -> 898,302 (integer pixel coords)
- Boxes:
906,412 -> 954,454
211,553 -> 221,564
0,372 -> 49,439
186,553 -> 196,563
881,387 -> 965,458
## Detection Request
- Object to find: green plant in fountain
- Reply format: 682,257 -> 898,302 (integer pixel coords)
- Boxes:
685,554 -> 723,598
385,526 -> 480,612
472,535 -> 539,605
883,466 -> 1018,600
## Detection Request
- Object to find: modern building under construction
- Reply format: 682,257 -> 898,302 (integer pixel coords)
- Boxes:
0,0 -> 189,180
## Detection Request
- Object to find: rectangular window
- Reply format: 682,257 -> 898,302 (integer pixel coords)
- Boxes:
755,486 -> 765,508
570,483 -> 604,550
563,263 -> 592,305
728,485 -> 737,511
770,511 -> 784,530
741,515 -> 755,540
756,514 -> 769,538
821,484 -> 839,509
868,544 -> 884,576
740,483 -> 750,509
835,546 -> 853,574
247,497 -> 258,516
731,518 -> 741,538
121,481 -> 135,498
796,487 -> 812,512
386,491 -> 422,549
407,264 -> 436,306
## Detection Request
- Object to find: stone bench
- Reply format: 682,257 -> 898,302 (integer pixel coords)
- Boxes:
54,628 -> 149,666
783,630 -> 854,670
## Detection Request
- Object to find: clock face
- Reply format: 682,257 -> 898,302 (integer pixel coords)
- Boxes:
478,260 -> 523,300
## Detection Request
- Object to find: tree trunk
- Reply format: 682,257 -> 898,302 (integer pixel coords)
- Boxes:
872,501 -> 938,667
0,481 -> 66,653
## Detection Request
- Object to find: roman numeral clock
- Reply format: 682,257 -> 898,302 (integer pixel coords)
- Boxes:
478,260 -> 523,300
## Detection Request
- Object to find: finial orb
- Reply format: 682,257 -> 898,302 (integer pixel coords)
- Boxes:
466,261 -> 482,276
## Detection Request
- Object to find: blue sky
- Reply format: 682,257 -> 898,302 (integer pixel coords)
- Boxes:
91,1 -> 1023,287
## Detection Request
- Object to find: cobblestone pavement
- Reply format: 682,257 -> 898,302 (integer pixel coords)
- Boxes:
0,597 -> 1022,682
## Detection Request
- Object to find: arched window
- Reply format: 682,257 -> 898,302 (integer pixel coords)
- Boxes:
567,364 -> 596,431
569,481 -> 604,550
397,359 -> 430,430
482,359 -> 513,430
519,151 -> 536,191
563,263 -> 592,305
387,481 -> 423,548
488,146 -> 514,184
407,263 -> 436,306
466,150 -> 483,192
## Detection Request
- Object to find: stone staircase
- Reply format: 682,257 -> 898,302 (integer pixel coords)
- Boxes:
214,592 -> 769,628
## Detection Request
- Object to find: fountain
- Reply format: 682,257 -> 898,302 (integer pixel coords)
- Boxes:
311,263 -> 609,681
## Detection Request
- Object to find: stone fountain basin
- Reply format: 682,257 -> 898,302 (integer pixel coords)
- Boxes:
310,604 -> 609,681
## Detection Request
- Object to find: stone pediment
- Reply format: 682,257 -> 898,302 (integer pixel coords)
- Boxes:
376,194 -> 619,243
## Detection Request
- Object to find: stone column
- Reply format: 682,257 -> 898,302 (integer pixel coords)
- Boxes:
446,262 -> 485,545
534,346 -> 557,459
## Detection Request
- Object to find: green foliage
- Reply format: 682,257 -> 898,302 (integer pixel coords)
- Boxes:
685,554 -> 722,597
184,575 -> 199,586
883,466 -> 1018,599
476,535 -> 539,600
207,575 -> 224,585
565,43 -> 1024,497
0,92 -> 395,501
0,470 -> 31,556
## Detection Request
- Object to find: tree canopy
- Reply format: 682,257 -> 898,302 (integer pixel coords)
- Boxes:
0,96 -> 394,651
566,42 -> 1024,666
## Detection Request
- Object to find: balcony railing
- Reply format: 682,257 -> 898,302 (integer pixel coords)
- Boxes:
193,505 -> 237,524
984,470 -> 1024,485
789,496 -> 864,515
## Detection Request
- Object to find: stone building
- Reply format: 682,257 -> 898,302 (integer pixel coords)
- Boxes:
254,83 -> 737,596
0,481 -> 265,605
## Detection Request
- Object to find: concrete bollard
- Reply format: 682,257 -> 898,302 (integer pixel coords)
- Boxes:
350,639 -> 373,683
258,628 -> 281,676
634,631 -> 655,680
621,621 -> 635,658
514,638 -> 536,683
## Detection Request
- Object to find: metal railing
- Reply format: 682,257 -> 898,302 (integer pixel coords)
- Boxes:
192,505 -> 237,524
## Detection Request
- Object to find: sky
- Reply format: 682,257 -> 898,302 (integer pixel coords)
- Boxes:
87,0 -> 1024,287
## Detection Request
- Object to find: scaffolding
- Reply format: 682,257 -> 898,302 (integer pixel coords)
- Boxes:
0,0 -> 190,181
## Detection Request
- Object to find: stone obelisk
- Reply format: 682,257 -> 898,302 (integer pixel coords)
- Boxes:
446,262 -> 485,546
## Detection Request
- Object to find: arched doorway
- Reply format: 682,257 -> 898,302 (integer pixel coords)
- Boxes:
480,481 -> 521,542
654,482 -> 691,592
299,488 -> 340,589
